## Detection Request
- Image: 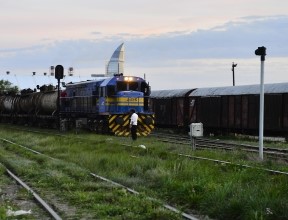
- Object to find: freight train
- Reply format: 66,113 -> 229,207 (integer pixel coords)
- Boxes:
150,82 -> 288,136
0,74 -> 155,136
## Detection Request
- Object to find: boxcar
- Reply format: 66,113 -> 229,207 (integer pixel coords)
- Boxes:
151,82 -> 288,136
150,89 -> 194,130
190,82 -> 288,135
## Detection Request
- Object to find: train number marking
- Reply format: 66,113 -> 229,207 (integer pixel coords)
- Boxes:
127,98 -> 138,102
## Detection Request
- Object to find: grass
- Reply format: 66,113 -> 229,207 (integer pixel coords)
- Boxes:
0,129 -> 182,219
0,125 -> 288,219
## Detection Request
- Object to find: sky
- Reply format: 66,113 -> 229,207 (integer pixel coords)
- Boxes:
1,0 -> 288,90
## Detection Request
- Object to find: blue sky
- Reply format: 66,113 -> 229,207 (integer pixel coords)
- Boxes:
1,1 -> 288,90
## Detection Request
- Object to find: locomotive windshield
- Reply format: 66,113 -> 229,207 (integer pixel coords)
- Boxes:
116,81 -> 150,95
117,82 -> 138,92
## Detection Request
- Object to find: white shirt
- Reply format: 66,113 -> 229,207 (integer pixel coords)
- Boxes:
130,113 -> 138,125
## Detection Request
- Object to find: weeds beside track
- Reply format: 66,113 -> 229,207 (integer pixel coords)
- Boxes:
1,125 -> 288,219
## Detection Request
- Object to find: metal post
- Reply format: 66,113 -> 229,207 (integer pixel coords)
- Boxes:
232,62 -> 237,86
259,59 -> 265,160
191,137 -> 196,150
57,78 -> 60,129
255,46 -> 266,161
55,65 -> 64,131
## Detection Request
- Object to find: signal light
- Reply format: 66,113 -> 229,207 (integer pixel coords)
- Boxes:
255,46 -> 266,56
55,65 -> 64,80
255,46 -> 266,61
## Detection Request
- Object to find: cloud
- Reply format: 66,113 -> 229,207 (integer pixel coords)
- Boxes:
1,15 -> 288,71
91,32 -> 102,35
127,15 -> 288,65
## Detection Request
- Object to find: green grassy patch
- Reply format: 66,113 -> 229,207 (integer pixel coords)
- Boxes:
0,125 -> 288,219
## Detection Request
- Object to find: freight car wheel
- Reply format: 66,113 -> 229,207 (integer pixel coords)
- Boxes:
95,120 -> 102,133
27,117 -> 36,127
90,119 -> 108,134
101,118 -> 110,134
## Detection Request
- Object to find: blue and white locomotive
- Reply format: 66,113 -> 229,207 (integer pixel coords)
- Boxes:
0,74 -> 154,136
61,74 -> 155,136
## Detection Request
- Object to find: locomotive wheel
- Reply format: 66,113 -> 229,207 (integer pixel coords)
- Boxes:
87,117 -> 111,134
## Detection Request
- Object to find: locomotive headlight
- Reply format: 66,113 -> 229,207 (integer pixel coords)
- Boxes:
124,77 -> 133,81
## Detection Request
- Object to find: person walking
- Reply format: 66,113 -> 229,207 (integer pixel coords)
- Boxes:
130,109 -> 138,141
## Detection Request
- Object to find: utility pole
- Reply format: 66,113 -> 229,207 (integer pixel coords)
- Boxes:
232,62 -> 237,86
255,46 -> 266,161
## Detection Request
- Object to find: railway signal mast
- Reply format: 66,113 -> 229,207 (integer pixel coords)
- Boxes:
255,46 -> 266,161
55,65 -> 64,130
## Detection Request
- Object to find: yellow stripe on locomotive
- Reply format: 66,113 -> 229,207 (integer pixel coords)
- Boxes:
106,97 -> 144,107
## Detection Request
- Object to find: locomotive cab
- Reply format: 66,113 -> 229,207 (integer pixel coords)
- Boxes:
99,75 -> 154,136
98,75 -> 150,114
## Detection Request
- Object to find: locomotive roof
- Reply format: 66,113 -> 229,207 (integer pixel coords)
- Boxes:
190,82 -> 288,96
100,75 -> 146,87
150,89 -> 194,98
65,78 -> 108,87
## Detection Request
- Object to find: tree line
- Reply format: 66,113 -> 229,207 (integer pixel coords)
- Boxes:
0,80 -> 19,95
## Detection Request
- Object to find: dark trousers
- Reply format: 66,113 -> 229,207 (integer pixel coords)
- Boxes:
131,125 -> 137,140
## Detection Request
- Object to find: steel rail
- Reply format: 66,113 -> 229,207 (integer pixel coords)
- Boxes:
153,133 -> 288,159
90,173 -> 199,220
0,138 -> 55,160
178,154 -> 288,176
1,136 -> 200,220
0,163 -> 62,220
152,133 -> 288,175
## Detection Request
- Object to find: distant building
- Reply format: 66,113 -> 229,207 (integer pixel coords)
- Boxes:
106,43 -> 125,76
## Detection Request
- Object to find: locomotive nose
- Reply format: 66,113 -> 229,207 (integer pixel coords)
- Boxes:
108,113 -> 154,137
115,117 -> 124,125
144,117 -> 153,125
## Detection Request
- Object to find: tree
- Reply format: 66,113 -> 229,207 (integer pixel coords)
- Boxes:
0,80 -> 19,95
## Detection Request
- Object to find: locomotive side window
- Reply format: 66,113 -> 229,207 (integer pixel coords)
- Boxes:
107,85 -> 115,96
100,87 -> 105,97
92,86 -> 98,106
141,82 -> 150,95
93,85 -> 99,97
92,89 -> 98,96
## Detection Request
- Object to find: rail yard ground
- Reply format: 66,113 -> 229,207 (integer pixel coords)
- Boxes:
0,125 -> 288,219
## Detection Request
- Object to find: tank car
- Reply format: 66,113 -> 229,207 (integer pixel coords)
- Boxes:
2,96 -> 15,113
0,85 -> 58,126
60,74 -> 155,136
0,95 -> 17,123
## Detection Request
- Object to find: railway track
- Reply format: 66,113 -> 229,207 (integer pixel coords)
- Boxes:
0,162 -> 61,219
151,132 -> 288,176
0,133 -> 201,220
2,125 -> 288,219
151,132 -> 288,160
0,138 -> 81,219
